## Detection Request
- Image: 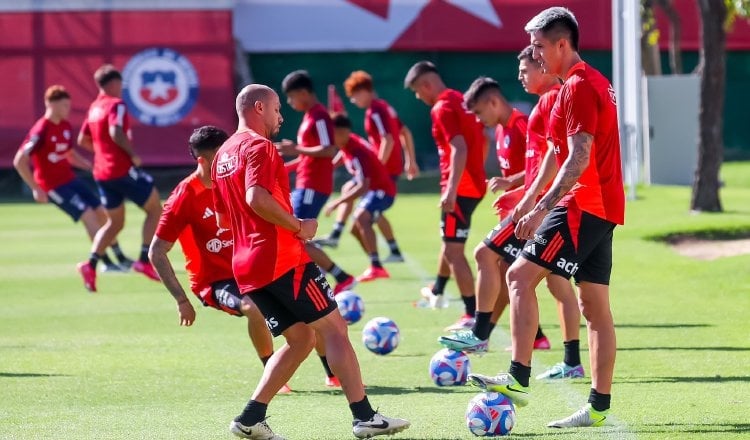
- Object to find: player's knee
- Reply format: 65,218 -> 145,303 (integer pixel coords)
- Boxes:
474,245 -> 495,266
284,324 -> 316,352
506,264 -> 533,298
443,243 -> 466,263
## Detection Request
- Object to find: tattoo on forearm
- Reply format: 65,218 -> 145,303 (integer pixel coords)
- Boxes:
538,133 -> 593,210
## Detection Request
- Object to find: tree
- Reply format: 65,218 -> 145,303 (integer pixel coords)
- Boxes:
640,0 -> 683,75
691,0 -> 749,212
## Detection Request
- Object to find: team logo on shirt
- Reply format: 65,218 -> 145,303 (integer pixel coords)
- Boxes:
122,47 -> 199,127
215,153 -> 238,178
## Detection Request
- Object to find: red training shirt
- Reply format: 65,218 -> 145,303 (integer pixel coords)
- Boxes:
341,134 -> 396,197
155,172 -> 234,299
495,108 -> 527,180
80,93 -> 134,181
212,129 -> 310,293
525,85 -> 561,191
365,98 -> 404,177
549,62 -> 625,225
294,103 -> 335,195
19,117 -> 76,192
430,89 -> 487,198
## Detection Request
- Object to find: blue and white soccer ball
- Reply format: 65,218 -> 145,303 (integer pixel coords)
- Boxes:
465,392 -> 516,436
361,317 -> 400,355
335,290 -> 364,325
429,348 -> 470,386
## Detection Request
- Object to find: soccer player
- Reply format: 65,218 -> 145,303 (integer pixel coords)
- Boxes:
14,85 -> 129,274
468,8 -> 625,428
328,114 -> 396,280
277,70 -> 359,289
76,65 -> 163,292
148,125 -> 295,395
213,84 -> 409,439
404,61 -> 487,330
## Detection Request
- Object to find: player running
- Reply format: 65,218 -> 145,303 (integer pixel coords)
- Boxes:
14,85 -> 129,273
76,65 -> 162,292
404,61 -> 487,331
468,8 -> 625,428
328,114 -> 397,280
277,70 -> 358,290
213,84 -> 410,439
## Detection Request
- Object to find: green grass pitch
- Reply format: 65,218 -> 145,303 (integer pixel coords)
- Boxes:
1,162 -> 750,439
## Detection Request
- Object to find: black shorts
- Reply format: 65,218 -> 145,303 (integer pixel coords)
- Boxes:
96,167 -> 155,209
483,218 -> 524,264
47,178 -> 102,222
441,196 -> 482,243
246,262 -> 337,337
520,205 -> 616,285
199,279 -> 244,317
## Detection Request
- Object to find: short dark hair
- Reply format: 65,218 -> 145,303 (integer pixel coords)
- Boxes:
94,64 -> 122,87
524,7 -> 579,51
188,125 -> 229,159
517,45 -> 541,68
331,113 -> 352,129
403,60 -> 438,88
463,77 -> 502,109
282,70 -> 314,93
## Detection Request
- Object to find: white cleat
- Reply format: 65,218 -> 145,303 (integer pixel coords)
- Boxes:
352,413 -> 411,438
230,419 -> 286,439
419,286 -> 449,309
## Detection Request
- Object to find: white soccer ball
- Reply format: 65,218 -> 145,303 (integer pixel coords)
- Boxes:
361,317 -> 400,355
335,290 -> 364,325
465,392 -> 516,436
429,348 -> 470,386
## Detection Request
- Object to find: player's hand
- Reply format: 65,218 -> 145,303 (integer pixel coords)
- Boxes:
177,300 -> 196,326
515,207 -> 547,241
439,191 -> 457,213
275,139 -> 297,156
131,154 -> 142,167
405,161 -> 420,181
31,188 -> 48,203
488,177 -> 512,193
512,193 -> 536,223
296,218 -> 318,241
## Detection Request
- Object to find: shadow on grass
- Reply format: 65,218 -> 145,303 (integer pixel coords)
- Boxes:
618,346 -> 750,351
291,385 -> 478,396
0,372 -> 69,378
639,423 -> 750,434
616,375 -> 750,384
614,323 -> 712,329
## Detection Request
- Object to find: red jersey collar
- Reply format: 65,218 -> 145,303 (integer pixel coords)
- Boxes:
435,88 -> 457,104
505,108 -> 523,129
564,61 -> 587,80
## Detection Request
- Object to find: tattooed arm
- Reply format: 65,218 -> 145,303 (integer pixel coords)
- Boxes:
514,132 -> 593,240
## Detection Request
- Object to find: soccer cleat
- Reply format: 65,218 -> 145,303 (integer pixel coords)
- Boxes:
325,376 -> 341,388
534,335 -> 551,350
230,419 -> 286,439
132,260 -> 161,282
312,236 -> 339,249
100,262 -> 126,273
444,314 -> 475,332
547,403 -> 608,428
419,286 -> 449,309
467,372 -> 530,407
535,362 -> 585,380
77,261 -> 97,292
352,412 -> 411,439
116,256 -> 134,271
333,276 -> 358,295
383,253 -> 405,263
438,330 -> 488,353
277,383 -> 292,394
356,266 -> 389,283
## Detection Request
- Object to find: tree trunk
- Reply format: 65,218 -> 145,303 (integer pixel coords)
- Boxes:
656,0 -> 683,73
641,0 -> 663,75
691,0 -> 726,212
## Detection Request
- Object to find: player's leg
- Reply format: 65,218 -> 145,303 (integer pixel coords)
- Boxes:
313,332 -> 340,387
536,274 -> 584,380
419,251 -> 451,309
92,205 -> 133,270
316,181 -> 355,248
377,215 -> 404,262
354,193 -> 391,282
305,243 -> 356,294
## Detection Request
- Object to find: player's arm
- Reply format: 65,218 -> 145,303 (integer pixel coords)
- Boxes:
283,156 -> 301,174
276,140 -> 337,158
246,186 -> 317,240
108,104 -> 141,166
67,149 -> 93,171
377,133 -> 394,165
488,171 -> 525,193
512,146 -> 559,222
400,124 -> 420,180
325,174 -> 369,216
442,135 -> 468,212
12,147 -> 47,203
148,236 -> 196,326
77,123 -> 94,152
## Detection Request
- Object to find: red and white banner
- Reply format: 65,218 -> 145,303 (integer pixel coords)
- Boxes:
234,0 -> 750,52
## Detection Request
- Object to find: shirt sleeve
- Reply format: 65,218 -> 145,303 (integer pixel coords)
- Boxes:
566,80 -> 598,137
155,186 -> 189,243
369,105 -> 388,136
244,140 -> 277,193
108,102 -> 128,128
314,117 -> 333,146
433,103 -> 463,144
20,121 -> 45,154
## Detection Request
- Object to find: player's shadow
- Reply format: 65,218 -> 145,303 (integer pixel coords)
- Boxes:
618,346 -> 750,351
292,385 -> 477,396
615,375 -> 750,384
639,423 -> 750,434
614,323 -> 713,329
0,372 -> 69,378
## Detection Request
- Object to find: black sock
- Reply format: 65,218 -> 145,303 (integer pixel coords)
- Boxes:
588,388 -> 611,412
472,311 -> 492,340
319,356 -> 335,378
509,361 -> 531,388
487,322 -> 496,337
462,295 -> 476,316
349,396 -> 376,421
260,355 -> 272,366
563,339 -> 581,367
101,253 -> 114,266
387,239 -> 401,255
432,275 -> 449,295
535,326 -> 546,340
236,400 -> 268,426
139,244 -> 149,263
88,252 -> 101,269
369,253 -> 383,269
328,264 -> 350,283
110,242 -> 126,260
330,221 -> 345,239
